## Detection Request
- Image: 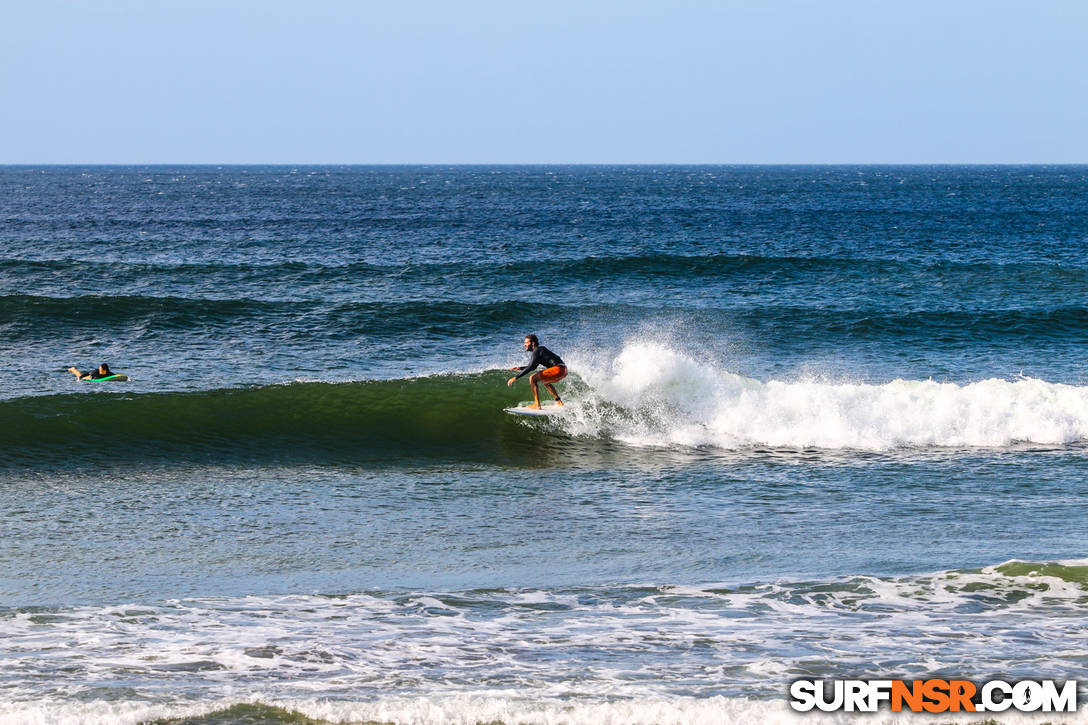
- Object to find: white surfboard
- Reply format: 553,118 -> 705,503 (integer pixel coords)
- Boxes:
504,405 -> 564,417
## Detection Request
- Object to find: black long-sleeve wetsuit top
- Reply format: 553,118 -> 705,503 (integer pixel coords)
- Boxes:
514,345 -> 565,379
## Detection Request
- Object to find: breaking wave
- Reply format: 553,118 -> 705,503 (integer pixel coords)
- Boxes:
559,342 -> 1088,450
4,342 -> 1087,467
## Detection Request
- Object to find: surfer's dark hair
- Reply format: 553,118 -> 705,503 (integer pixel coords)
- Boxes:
524,334 -> 538,345
100,363 -> 110,372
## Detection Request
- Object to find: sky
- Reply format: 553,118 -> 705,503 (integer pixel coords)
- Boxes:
2,1 -> 1087,164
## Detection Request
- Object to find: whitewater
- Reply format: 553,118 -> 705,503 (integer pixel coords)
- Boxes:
4,559 -> 1088,725
556,342 -> 1088,451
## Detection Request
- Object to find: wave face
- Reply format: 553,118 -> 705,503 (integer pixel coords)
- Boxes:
6,344 -> 1088,467
2,560 -> 1087,724
0,372 -> 548,467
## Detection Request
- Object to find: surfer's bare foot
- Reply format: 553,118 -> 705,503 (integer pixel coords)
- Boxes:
556,400 -> 564,407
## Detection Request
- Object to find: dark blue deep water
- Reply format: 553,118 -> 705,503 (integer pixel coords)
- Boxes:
1,166 -> 1087,724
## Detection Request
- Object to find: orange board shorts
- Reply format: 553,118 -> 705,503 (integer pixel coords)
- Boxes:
538,365 -> 568,383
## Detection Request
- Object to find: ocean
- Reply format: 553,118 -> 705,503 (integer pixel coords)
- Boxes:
2,165 -> 1087,724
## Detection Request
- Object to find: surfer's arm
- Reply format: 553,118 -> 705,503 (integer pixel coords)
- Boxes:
513,349 -> 541,380
67,367 -> 86,379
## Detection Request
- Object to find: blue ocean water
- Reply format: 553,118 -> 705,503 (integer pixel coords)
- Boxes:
1,166 -> 1087,724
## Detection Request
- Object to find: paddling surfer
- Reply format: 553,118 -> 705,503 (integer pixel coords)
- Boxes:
68,363 -> 115,380
507,334 -> 567,409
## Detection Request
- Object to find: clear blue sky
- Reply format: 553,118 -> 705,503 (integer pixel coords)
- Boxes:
3,1 -> 1087,163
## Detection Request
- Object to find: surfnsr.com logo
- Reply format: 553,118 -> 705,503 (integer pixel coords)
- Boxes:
789,679 -> 1077,714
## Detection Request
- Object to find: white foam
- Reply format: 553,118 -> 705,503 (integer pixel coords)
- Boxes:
559,341 -> 1088,450
261,694 -> 1088,725
1,694 -> 1085,725
3,562 -> 1088,721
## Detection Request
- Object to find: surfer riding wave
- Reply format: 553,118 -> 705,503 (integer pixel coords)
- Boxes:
507,334 -> 567,409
